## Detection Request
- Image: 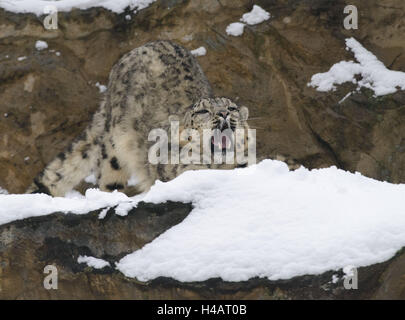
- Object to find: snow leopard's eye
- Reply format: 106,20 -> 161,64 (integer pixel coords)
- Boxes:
228,106 -> 238,112
195,110 -> 210,115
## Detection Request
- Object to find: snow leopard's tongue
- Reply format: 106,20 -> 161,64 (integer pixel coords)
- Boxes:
211,135 -> 231,149
221,136 -> 227,148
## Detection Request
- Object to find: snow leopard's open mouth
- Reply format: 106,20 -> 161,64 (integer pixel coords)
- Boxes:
210,129 -> 234,154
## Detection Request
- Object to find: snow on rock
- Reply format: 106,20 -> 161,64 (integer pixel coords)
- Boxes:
115,202 -> 135,216
226,5 -> 270,37
190,47 -> 207,57
35,40 -> 48,51
98,207 -> 110,219
241,5 -> 271,25
3,159 -> 405,282
226,22 -> 245,37
0,0 -> 156,16
116,160 -> 405,282
331,274 -> 339,284
95,82 -> 107,93
0,188 -> 135,226
308,37 -> 405,96
0,187 -> 8,195
78,255 -> 110,269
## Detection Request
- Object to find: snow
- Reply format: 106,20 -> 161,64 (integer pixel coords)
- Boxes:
190,47 -> 207,57
17,56 -> 27,61
0,187 -> 8,195
0,188 -> 135,226
116,160 -> 405,282
0,0 -> 157,16
98,207 -> 110,219
226,5 -> 270,37
308,37 -> 405,96
35,40 -> 48,51
241,5 -> 271,25
115,202 -> 135,216
95,82 -> 107,93
78,255 -> 110,269
3,159 -> 405,282
226,23 -> 245,37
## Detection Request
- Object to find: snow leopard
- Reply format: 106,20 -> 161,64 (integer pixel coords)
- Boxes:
26,40 -> 252,197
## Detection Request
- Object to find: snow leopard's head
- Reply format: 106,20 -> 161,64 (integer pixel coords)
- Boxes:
181,97 -> 250,155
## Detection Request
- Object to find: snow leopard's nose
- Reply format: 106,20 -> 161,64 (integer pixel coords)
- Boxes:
218,111 -> 229,119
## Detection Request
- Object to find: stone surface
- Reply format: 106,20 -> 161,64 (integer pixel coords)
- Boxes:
0,201 -> 193,299
0,201 -> 404,300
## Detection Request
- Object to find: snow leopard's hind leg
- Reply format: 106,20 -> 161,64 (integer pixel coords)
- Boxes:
26,103 -> 106,197
98,155 -> 130,194
97,131 -> 131,193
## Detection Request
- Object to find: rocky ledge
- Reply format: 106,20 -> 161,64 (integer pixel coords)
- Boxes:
0,203 -> 404,300
1,0 -> 405,300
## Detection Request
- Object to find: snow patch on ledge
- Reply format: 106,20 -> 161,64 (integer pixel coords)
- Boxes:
241,5 -> 271,25
190,47 -> 207,57
78,255 -> 110,269
226,22 -> 245,37
35,40 -> 48,51
308,37 -> 405,96
0,0 -> 156,16
226,5 -> 270,37
3,160 -> 405,282
116,160 -> 405,282
0,188 -> 137,226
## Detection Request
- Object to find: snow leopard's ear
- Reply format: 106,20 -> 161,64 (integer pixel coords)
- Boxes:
182,105 -> 194,127
239,106 -> 249,121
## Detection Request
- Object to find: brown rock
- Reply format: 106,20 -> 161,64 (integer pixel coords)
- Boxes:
1,200 -> 404,299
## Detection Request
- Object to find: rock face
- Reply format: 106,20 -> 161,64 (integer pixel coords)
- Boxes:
1,0 -> 405,299
1,201 -> 405,300
0,201 -> 193,299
